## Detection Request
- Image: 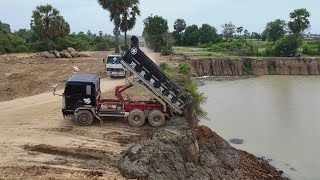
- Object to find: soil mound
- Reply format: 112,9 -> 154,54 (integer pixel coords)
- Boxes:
118,118 -> 288,180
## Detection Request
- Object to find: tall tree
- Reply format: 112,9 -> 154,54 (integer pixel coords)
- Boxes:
263,19 -> 286,43
198,24 -> 220,44
182,25 -> 199,46
120,0 -> 140,47
243,29 -> 250,39
174,19 -> 187,34
221,22 -> 236,42
236,26 -> 243,36
288,8 -> 311,35
173,19 -> 186,46
0,21 -> 11,33
98,0 -> 126,53
30,5 -> 70,50
143,15 -> 169,52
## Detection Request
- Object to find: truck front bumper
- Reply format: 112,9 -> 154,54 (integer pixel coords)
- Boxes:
62,109 -> 74,116
107,71 -> 126,77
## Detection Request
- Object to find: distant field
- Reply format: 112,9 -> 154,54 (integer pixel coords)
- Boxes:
173,39 -> 320,60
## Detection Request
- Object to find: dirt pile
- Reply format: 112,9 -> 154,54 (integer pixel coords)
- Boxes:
118,117 -> 288,180
0,51 -> 108,101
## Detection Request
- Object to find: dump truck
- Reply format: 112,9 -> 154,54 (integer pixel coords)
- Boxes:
54,36 -> 192,127
103,54 -> 126,78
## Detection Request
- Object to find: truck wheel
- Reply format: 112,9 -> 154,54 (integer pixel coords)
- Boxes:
148,110 -> 165,127
75,110 -> 94,126
128,109 -> 145,127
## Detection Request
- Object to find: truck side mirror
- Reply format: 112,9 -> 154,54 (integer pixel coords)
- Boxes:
52,84 -> 63,96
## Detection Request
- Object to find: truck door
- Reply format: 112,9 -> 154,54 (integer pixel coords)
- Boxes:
64,83 -> 83,110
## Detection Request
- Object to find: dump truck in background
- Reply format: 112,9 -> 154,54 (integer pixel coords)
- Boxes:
103,54 -> 126,78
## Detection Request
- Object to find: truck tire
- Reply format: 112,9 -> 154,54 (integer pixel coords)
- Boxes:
75,110 -> 94,126
148,110 -> 165,127
128,109 -> 145,127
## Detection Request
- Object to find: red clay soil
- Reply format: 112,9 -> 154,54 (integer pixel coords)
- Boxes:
238,150 -> 289,180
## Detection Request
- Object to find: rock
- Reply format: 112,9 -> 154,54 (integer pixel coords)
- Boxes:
229,138 -> 244,145
60,52 -> 66,58
70,51 -> 79,58
41,51 -> 56,58
78,52 -> 91,57
47,53 -> 56,58
67,47 -> 76,53
40,51 -> 50,58
53,50 -> 61,58
64,52 -> 72,58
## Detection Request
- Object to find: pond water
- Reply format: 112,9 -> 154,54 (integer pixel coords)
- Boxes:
199,76 -> 320,180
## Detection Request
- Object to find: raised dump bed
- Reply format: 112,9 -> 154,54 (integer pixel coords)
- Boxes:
120,37 -> 192,114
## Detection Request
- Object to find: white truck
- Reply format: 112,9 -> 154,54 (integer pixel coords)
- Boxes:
103,54 -> 126,78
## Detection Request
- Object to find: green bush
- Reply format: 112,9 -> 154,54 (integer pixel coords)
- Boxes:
267,35 -> 302,57
15,45 -> 29,53
160,46 -> 173,56
96,41 -> 110,51
160,62 -> 169,70
161,63 -> 207,118
243,59 -> 253,75
302,43 -> 318,55
178,62 -> 191,74
208,40 -> 258,56
55,36 -> 92,51
121,44 -> 129,51
0,33 -> 13,54
28,39 -> 53,52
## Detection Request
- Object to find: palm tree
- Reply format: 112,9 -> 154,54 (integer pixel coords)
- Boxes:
120,0 -> 140,47
31,5 -> 70,50
98,0 -> 127,53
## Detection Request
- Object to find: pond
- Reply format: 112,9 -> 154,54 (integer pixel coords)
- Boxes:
199,76 -> 320,180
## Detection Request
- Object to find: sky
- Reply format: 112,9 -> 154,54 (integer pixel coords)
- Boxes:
0,0 -> 319,35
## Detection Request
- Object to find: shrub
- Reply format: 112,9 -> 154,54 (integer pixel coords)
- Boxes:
161,63 -> 207,118
302,43 -> 318,55
266,35 -> 302,57
96,41 -> 110,51
28,39 -> 53,52
178,62 -> 191,74
160,46 -> 173,56
15,45 -> 29,53
243,59 -> 253,75
160,62 -> 169,70
55,36 -> 92,51
121,44 -> 129,51
208,40 -> 258,56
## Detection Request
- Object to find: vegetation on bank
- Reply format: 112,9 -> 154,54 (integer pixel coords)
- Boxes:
159,62 -> 207,118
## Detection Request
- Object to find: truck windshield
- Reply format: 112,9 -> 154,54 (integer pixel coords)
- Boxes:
107,56 -> 119,64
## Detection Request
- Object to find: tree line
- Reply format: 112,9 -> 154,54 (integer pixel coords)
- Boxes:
143,8 -> 319,57
1,0 -> 141,55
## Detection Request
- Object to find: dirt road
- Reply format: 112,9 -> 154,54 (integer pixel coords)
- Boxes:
0,48 -> 157,179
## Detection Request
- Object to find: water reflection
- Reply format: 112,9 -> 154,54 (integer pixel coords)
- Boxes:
199,76 -> 320,180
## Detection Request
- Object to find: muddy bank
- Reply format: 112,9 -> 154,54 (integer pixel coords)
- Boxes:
118,117 -> 288,180
188,58 -> 320,76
